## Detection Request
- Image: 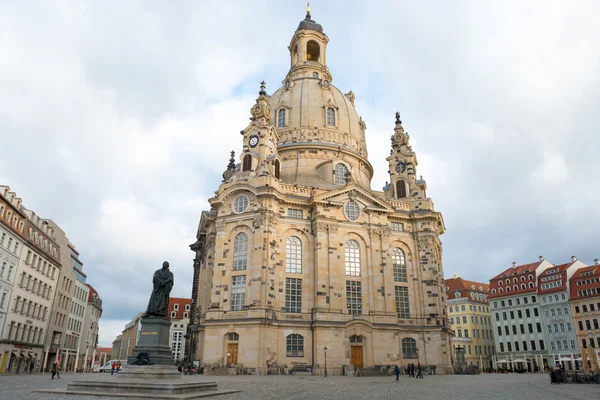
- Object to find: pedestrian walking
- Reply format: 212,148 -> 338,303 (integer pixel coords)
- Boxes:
29,360 -> 34,374
51,362 -> 57,380
394,365 -> 400,382
111,361 -> 116,375
410,363 -> 414,377
116,360 -> 121,374
56,362 -> 61,379
416,362 -> 423,379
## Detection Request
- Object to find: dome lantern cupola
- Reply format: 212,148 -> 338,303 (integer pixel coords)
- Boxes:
287,6 -> 331,81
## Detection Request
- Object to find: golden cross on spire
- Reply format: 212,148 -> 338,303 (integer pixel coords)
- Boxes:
306,2 -> 311,19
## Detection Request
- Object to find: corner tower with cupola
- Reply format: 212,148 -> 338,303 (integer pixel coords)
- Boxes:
190,9 -> 452,375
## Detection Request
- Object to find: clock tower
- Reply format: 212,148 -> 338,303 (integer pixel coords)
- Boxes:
240,81 -> 281,179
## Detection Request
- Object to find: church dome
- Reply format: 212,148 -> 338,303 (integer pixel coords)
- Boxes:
268,79 -> 367,158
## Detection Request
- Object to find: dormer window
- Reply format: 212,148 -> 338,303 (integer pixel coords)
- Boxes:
185,304 -> 190,311
334,163 -> 348,185
278,108 -> 286,128
183,312 -> 188,318
326,107 -> 335,126
174,304 -> 179,311
171,311 -> 176,318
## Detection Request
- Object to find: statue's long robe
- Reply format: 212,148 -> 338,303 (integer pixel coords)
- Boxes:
146,267 -> 174,317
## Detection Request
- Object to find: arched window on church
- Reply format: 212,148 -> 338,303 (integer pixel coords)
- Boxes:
242,154 -> 252,172
402,337 -> 417,359
396,180 -> 407,199
392,248 -> 407,282
274,159 -> 281,179
326,107 -> 335,126
334,163 -> 348,185
345,240 -> 360,276
306,40 -> 320,61
286,334 -> 304,357
233,233 -> 248,271
278,108 -> 286,128
286,236 -> 302,273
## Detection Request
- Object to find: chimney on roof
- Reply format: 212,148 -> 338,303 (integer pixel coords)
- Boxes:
452,274 -> 460,279
539,255 -> 544,261
512,261 -> 517,268
571,256 -> 577,262
595,259 -> 600,266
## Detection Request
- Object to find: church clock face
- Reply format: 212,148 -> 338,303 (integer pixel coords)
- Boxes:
396,162 -> 406,174
249,135 -> 259,148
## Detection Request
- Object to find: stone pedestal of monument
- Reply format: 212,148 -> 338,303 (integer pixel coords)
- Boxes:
119,316 -> 180,379
36,315 -> 238,398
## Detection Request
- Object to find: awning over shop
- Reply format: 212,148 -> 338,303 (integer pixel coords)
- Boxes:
513,359 -> 527,362
496,360 -> 508,363
11,352 -> 19,357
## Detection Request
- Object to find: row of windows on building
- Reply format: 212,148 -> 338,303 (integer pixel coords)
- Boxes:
577,318 -> 599,332
171,330 -> 184,361
70,300 -> 85,318
455,328 -> 494,340
275,107 -> 336,129
492,295 -> 537,309
232,234 -> 409,282
450,315 -> 492,326
550,340 -> 578,352
73,285 -> 87,303
575,276 -> 600,286
499,340 -> 546,353
170,311 -> 189,319
547,322 -> 574,333
492,283 -> 535,294
449,304 -> 490,314
25,251 -> 57,280
18,272 -> 53,300
0,232 -> 20,255
172,303 -> 191,311
541,293 -> 567,303
0,260 -> 15,282
12,295 -> 49,321
229,275 -> 411,318
53,311 -> 67,329
540,280 -> 563,290
574,302 -> 600,313
454,344 -> 495,357
577,287 -> 600,297
581,336 -> 600,349
543,307 -> 570,318
495,308 -> 540,321
497,322 -> 544,337
5,321 -> 44,344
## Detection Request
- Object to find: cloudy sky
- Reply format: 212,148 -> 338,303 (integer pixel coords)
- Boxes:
1,1 -> 599,347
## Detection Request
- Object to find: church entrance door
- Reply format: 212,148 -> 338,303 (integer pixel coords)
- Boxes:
227,343 -> 238,365
350,346 -> 363,369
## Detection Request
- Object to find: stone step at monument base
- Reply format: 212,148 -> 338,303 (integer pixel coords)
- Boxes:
118,364 -> 182,380
36,380 -> 240,399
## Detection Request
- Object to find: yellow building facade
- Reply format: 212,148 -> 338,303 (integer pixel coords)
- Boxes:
190,11 -> 452,375
445,276 -> 495,370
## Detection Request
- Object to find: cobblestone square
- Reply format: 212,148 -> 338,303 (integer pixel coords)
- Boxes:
0,372 -> 598,400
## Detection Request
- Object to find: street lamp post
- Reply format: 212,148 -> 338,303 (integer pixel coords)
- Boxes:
416,348 -> 420,364
324,346 -> 328,377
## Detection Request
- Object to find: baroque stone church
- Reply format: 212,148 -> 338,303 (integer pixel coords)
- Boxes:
190,10 -> 452,375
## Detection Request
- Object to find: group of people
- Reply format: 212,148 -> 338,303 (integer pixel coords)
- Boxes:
549,362 -> 565,384
111,360 -> 122,375
393,362 -> 424,381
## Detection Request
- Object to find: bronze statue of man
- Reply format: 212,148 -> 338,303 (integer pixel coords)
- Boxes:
146,261 -> 174,317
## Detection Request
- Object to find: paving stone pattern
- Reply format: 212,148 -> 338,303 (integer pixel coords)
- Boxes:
0,372 -> 598,400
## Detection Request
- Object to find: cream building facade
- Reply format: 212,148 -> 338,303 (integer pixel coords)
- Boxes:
445,275 -> 495,370
190,11 -> 452,375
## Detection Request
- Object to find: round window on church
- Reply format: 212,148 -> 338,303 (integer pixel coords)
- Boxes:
233,195 -> 249,214
344,200 -> 360,222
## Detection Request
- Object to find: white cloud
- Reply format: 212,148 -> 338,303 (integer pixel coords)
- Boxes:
1,1 -> 599,347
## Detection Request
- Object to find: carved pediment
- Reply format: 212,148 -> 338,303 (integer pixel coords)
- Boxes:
312,185 -> 394,213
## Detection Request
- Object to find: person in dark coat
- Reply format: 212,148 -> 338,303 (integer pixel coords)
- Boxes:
394,365 -> 400,382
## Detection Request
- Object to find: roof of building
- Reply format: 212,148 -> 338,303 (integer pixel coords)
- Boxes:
98,347 -> 112,354
444,276 -> 489,304
168,297 -> 192,320
537,262 -> 572,294
297,11 -> 323,33
87,284 -> 99,302
569,263 -> 600,301
491,261 -> 541,280
488,260 -> 543,299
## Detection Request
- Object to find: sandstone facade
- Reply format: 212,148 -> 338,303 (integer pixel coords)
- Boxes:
190,11 -> 452,375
